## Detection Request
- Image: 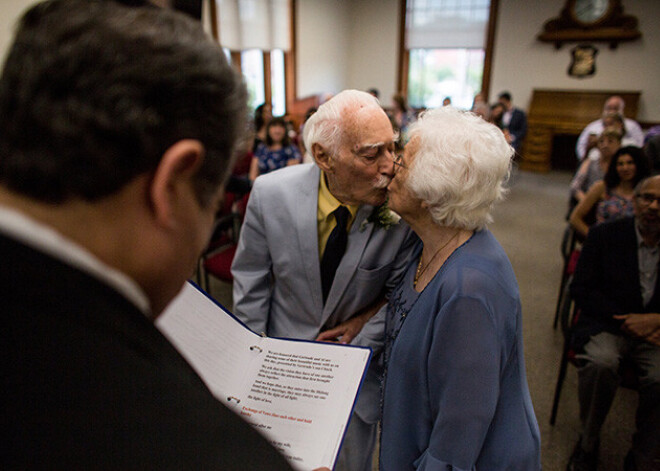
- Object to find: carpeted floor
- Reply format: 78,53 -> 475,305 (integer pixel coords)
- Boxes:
203,168 -> 638,471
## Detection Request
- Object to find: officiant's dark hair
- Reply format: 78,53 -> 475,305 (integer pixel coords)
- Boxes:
0,0 -> 246,207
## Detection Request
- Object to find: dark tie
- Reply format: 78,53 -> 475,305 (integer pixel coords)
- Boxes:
320,206 -> 350,304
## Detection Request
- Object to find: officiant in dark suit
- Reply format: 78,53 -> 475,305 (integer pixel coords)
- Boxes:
0,0 -> 291,468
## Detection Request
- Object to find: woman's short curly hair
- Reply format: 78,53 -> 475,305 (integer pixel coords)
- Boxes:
405,106 -> 513,230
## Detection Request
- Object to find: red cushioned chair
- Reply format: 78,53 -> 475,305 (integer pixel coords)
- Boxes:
203,244 -> 238,285
198,191 -> 249,290
195,146 -> 253,290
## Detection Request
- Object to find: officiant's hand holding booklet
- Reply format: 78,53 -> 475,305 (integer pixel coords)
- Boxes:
157,282 -> 371,471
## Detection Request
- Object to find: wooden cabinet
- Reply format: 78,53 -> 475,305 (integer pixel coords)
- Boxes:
520,89 -> 640,172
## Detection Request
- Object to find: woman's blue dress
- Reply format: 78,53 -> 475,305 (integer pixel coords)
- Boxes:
380,229 -> 541,470
255,143 -> 301,175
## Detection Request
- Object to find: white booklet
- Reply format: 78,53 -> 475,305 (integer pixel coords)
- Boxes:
156,282 -> 372,471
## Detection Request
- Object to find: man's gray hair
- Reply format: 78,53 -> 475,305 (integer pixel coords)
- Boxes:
405,106 -> 513,230
0,0 -> 245,206
635,175 -> 657,196
302,89 -> 382,161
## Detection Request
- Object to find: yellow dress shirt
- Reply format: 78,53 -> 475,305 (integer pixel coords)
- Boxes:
317,172 -> 358,259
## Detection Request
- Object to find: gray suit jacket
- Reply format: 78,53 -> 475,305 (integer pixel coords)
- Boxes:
232,163 -> 415,422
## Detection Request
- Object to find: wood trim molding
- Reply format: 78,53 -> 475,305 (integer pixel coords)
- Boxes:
230,51 -> 241,73
521,89 -> 641,172
263,51 -> 272,105
398,0 -> 498,103
286,0 -> 297,111
208,0 -> 219,42
481,0 -> 499,102
396,0 -> 407,95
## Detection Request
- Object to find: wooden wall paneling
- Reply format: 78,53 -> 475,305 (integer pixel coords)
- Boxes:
521,89 -> 640,172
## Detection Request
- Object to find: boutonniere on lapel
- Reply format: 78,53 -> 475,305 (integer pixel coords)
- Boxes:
359,199 -> 401,232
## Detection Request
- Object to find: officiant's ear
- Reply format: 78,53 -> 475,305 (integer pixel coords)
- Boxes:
312,143 -> 333,172
149,139 -> 205,228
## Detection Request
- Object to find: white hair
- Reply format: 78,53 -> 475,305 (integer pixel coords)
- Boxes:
406,106 -> 513,230
302,89 -> 382,161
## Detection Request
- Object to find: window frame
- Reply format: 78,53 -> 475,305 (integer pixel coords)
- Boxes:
207,0 -> 296,117
397,0 -> 500,105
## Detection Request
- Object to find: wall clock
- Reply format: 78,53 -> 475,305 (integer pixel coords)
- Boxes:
537,0 -> 640,49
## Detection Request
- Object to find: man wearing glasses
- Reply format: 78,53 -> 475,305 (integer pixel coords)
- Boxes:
232,89 -> 416,471
568,175 -> 660,471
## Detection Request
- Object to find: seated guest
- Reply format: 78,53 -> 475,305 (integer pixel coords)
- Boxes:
582,112 -> 635,162
570,146 -> 650,239
471,100 -> 490,121
575,95 -> 644,161
645,133 -> 660,174
380,107 -> 541,470
568,175 -> 660,471
645,125 -> 660,144
497,91 -> 527,153
391,92 -> 416,143
569,126 -> 623,210
367,87 -> 380,99
489,101 -> 505,129
252,102 -> 273,152
471,92 -> 489,119
472,91 -> 485,107
225,134 -> 255,196
249,116 -> 302,180
0,1 -> 291,468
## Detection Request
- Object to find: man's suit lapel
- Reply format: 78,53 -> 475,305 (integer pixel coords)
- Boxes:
292,166 -> 378,326
322,205 -> 375,319
619,218 -> 644,308
294,165 -> 325,316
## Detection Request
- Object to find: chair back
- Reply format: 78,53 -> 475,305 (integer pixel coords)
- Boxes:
199,190 -> 250,288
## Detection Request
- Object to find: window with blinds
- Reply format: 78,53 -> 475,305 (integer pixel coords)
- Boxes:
206,0 -> 291,116
405,0 -> 491,109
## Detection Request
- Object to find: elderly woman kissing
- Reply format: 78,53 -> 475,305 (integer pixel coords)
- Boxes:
380,107 -> 541,470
